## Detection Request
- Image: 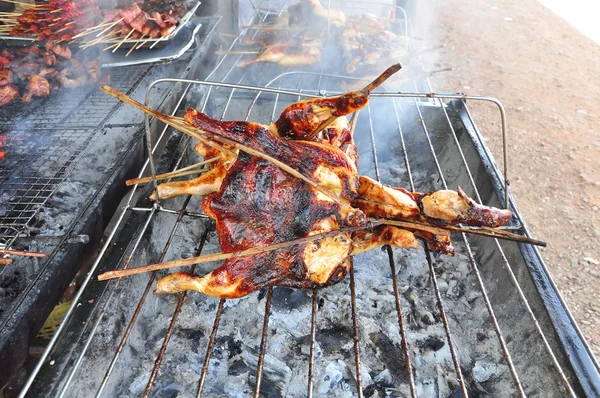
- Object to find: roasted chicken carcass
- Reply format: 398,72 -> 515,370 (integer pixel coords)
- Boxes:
106,65 -> 513,299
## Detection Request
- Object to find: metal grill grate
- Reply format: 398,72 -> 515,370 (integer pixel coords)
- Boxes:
0,65 -> 153,248
0,128 -> 98,246
20,5 -> 600,398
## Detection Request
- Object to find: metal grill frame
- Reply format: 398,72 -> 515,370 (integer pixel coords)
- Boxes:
19,4 -> 600,398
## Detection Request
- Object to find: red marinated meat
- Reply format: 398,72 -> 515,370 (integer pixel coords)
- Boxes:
129,11 -> 149,33
120,3 -> 143,24
0,84 -> 19,106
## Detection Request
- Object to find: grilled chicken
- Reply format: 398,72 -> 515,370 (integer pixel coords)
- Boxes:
109,65 -> 514,299
238,36 -> 323,68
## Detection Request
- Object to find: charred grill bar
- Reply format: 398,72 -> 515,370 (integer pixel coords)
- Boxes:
1,2 -> 598,397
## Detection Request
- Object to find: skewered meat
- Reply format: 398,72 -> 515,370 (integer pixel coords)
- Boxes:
119,65 -> 514,299
129,10 -> 149,32
0,84 -> 19,106
238,36 -> 323,68
121,3 -> 143,24
0,43 -> 107,106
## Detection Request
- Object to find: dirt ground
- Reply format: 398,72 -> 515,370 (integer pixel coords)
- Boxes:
417,0 -> 600,358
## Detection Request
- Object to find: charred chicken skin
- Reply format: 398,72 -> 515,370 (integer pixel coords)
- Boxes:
130,65 -> 513,299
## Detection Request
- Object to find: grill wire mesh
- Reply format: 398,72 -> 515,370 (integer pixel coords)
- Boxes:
18,3 -> 597,398
0,65 -> 153,248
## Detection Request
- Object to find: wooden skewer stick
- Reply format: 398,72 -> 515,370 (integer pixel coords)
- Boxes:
97,222 -> 385,281
112,28 -> 134,52
101,86 -> 347,207
126,156 -> 221,186
149,37 -> 162,49
0,0 -> 36,8
96,17 -> 123,37
72,21 -> 115,39
383,220 -> 546,246
103,41 -> 121,51
97,216 -> 545,282
80,31 -> 119,49
50,8 -> 63,13
135,35 -> 153,50
0,249 -> 48,257
0,258 -> 13,265
55,23 -> 73,33
126,34 -> 144,56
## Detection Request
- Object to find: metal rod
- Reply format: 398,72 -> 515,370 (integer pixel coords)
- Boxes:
348,261 -> 363,397
253,286 -> 273,398
368,97 -> 416,397
196,299 -> 225,397
307,289 -> 318,398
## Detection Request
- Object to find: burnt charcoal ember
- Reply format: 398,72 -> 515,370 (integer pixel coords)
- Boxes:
368,332 -> 409,385
271,287 -> 312,312
243,350 -> 292,398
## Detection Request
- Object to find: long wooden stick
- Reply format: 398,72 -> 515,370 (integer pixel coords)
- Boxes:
0,249 -> 47,257
101,86 -> 347,207
135,35 -> 153,50
96,17 -> 123,37
98,221 -> 385,281
126,35 -> 143,56
126,156 -> 221,186
97,216 -> 545,282
112,28 -> 134,52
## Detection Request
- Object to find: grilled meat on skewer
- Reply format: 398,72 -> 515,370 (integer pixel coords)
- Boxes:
99,65 -> 512,299
238,33 -> 323,68
152,105 -> 510,298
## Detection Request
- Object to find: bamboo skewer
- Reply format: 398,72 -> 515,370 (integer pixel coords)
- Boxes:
96,17 -> 122,38
112,28 -> 135,53
0,0 -> 36,8
98,222 -> 386,281
112,28 -> 134,52
135,35 -> 152,50
102,86 -> 346,207
71,21 -> 114,39
80,31 -> 119,49
0,249 -> 47,257
126,34 -> 146,56
149,37 -> 162,49
126,156 -> 221,186
97,216 -> 545,282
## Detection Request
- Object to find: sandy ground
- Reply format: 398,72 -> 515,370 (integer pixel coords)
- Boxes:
419,0 -> 600,358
